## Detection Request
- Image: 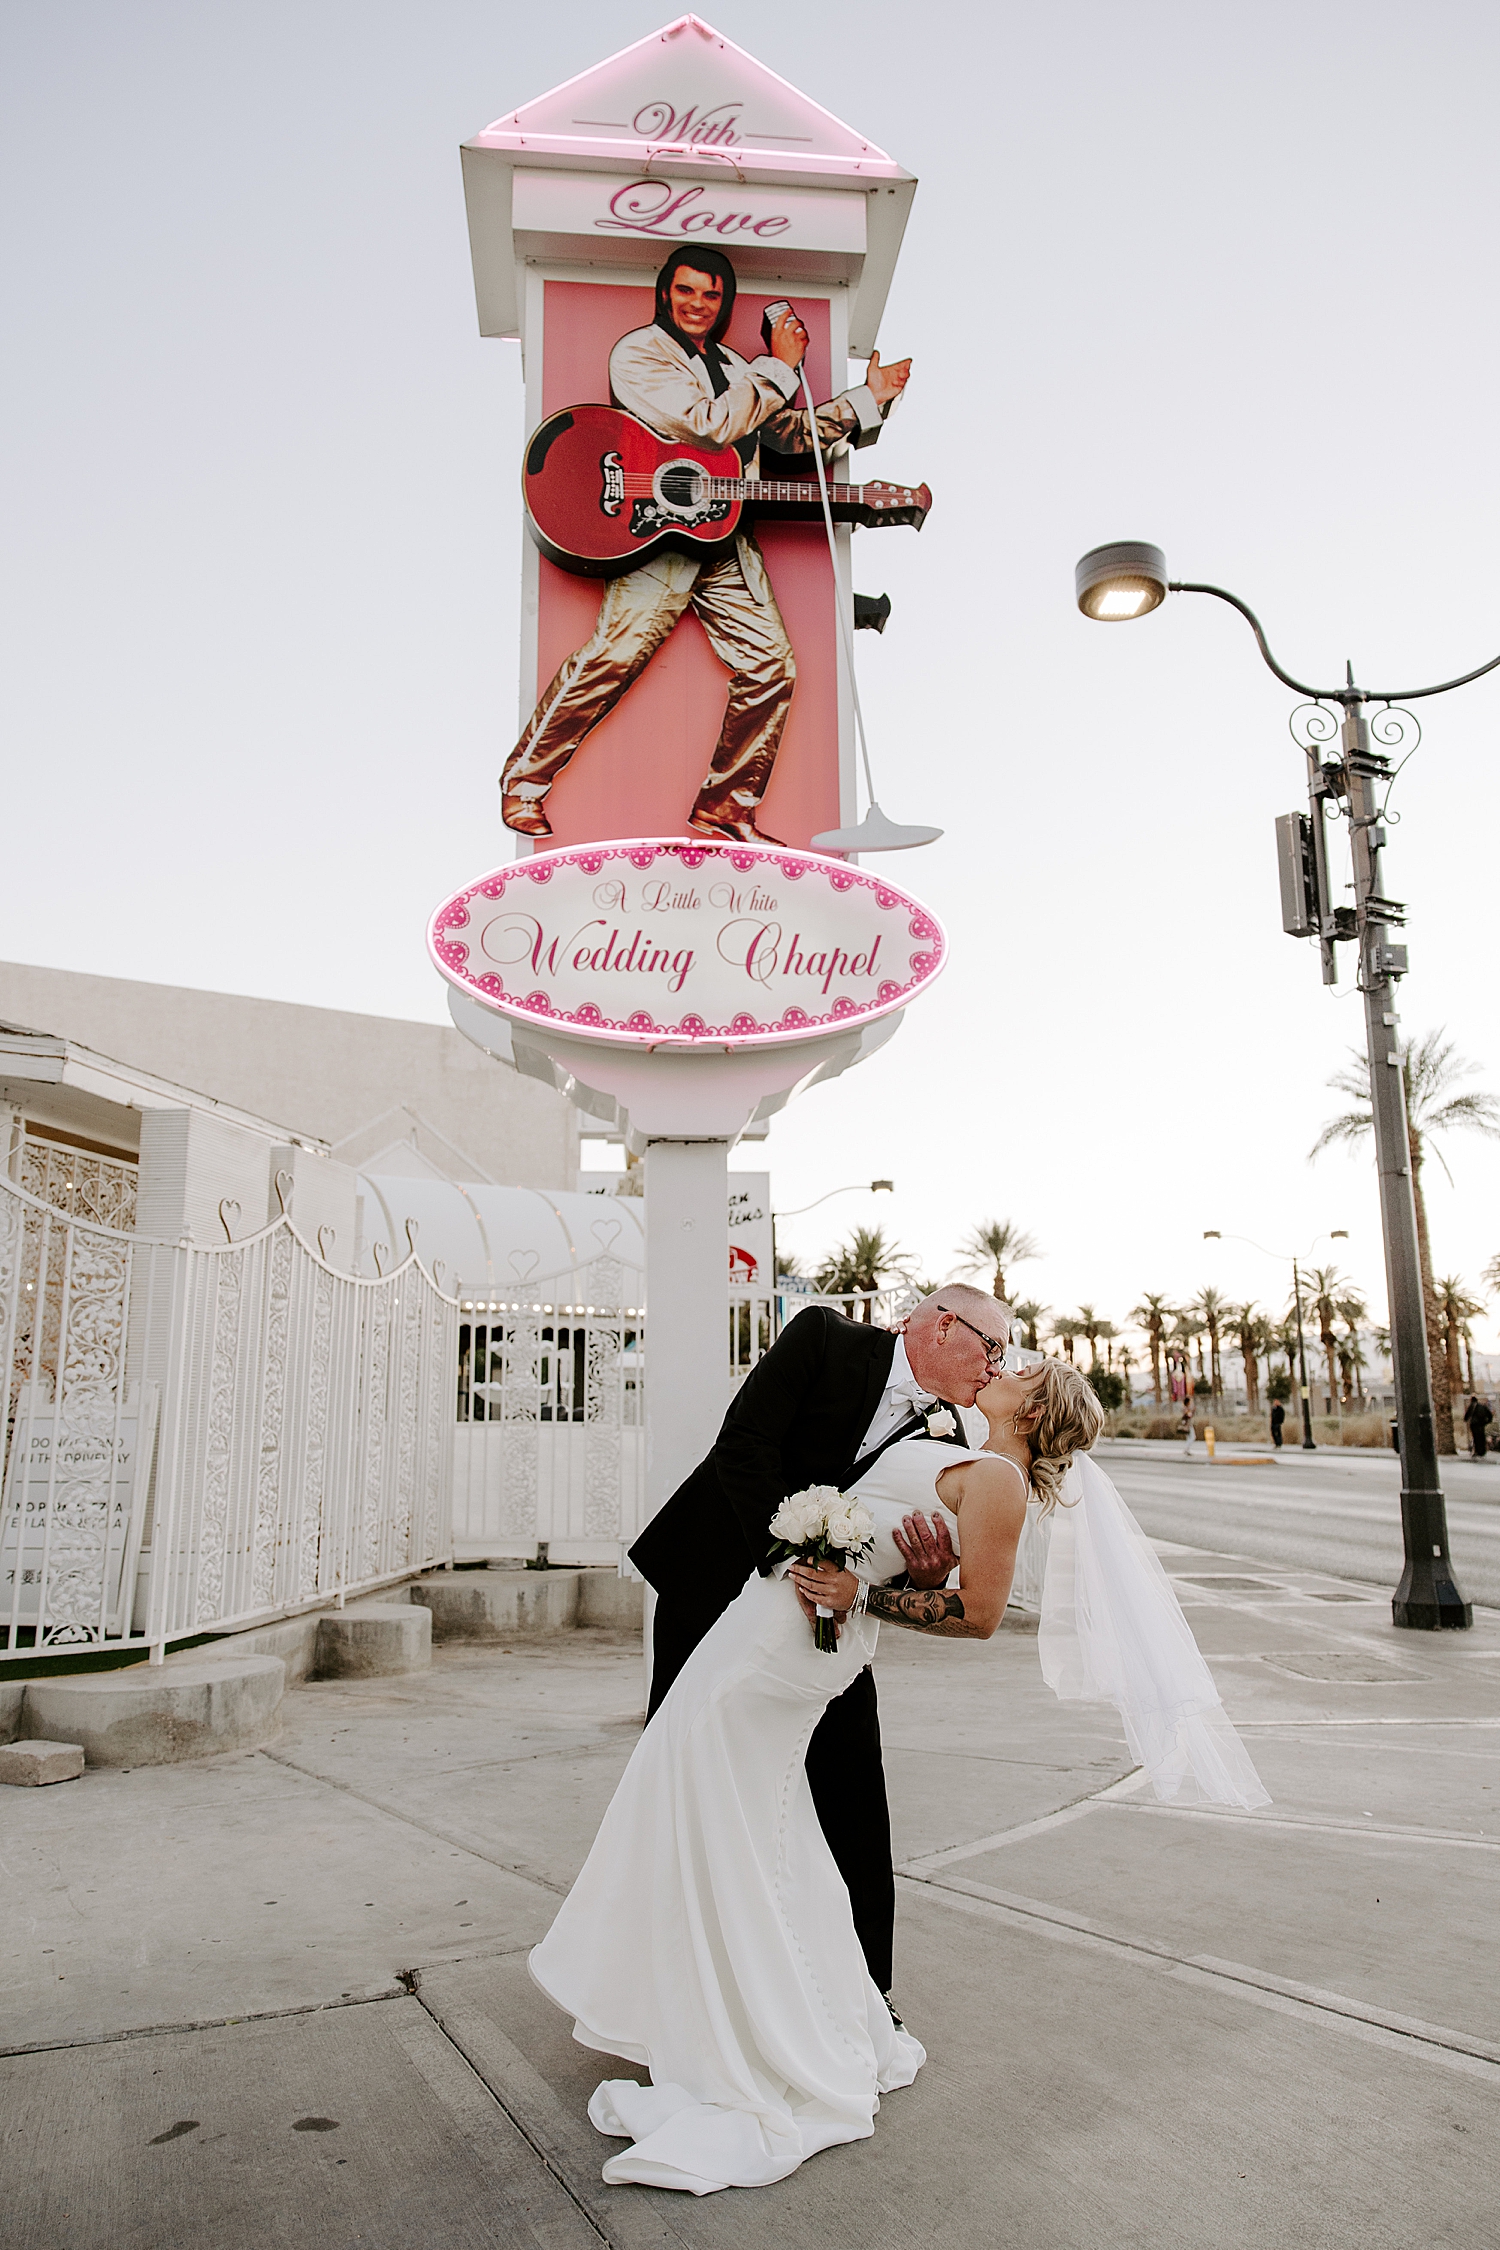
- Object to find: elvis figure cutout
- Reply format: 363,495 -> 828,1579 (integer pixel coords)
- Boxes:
501,246 -> 910,844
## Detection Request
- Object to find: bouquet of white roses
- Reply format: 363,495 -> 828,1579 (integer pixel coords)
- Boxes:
767,1486 -> 877,1652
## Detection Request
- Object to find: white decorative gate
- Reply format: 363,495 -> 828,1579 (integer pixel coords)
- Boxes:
0,1173 -> 457,1658
449,1275 -> 915,1565
453,1256 -> 645,1563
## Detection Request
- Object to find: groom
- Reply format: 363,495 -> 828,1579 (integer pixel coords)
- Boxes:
629,1285 -> 1010,2002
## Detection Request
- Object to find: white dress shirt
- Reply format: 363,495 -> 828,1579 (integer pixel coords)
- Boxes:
857,1336 -> 936,1458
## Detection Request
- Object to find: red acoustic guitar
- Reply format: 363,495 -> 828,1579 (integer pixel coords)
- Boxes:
522,404 -> 932,578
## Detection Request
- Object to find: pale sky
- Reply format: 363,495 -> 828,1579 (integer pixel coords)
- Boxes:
4,0 -> 1499,1360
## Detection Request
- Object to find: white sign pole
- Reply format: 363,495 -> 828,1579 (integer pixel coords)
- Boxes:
644,1136 -> 731,1522
641,1133 -> 730,1709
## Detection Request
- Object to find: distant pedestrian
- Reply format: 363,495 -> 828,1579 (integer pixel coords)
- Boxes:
1463,1394 -> 1493,1459
1270,1400 -> 1286,1450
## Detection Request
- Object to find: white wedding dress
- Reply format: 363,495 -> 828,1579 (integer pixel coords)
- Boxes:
527,1436 -> 980,2196
529,1432 -> 1269,2196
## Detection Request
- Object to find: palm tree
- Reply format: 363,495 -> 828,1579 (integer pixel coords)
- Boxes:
1304,1265 -> 1345,1417
1435,1277 -> 1485,1407
1010,1299 -> 1047,1352
1193,1286 -> 1230,1402
1050,1314 -> 1081,1364
1335,1293 -> 1369,1403
1273,1312 -> 1299,1391
1130,1295 -> 1173,1404
955,1219 -> 1040,1308
1172,1308 -> 1207,1390
1337,1328 -> 1368,1405
1251,1314 -> 1278,1411
1075,1304 -> 1107,1368
1118,1344 -> 1134,1397
1231,1302 -> 1264,1412
815,1226 -> 912,1321
1312,1029 -> 1500,1453
1485,1253 -> 1500,1296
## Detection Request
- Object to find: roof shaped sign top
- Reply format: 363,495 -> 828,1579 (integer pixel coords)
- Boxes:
468,14 -> 905,179
460,17 -> 914,347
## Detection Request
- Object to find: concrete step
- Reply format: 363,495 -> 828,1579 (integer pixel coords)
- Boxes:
174,1611 -> 324,1683
22,1656 -> 286,1767
410,1568 -> 643,1642
0,1738 -> 85,1785
314,1602 -> 431,1679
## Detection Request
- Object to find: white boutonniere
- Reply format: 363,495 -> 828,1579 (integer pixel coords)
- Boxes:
925,1408 -> 957,1437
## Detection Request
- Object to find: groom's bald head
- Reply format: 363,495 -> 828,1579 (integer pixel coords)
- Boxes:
901,1285 -> 1012,1405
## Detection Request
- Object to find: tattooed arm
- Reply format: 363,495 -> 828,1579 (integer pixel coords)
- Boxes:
788,1455 -> 1030,1641
865,1584 -> 973,1637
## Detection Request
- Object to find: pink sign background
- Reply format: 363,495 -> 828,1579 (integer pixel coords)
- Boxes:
529,280 -> 840,852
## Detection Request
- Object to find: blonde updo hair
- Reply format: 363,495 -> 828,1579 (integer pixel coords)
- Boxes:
1022,1360 -> 1105,1515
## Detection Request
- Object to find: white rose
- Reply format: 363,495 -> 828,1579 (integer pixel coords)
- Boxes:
926,1409 -> 956,1437
773,1487 -> 834,1545
841,1500 -> 875,1550
803,1487 -> 840,1540
769,1497 -> 808,1543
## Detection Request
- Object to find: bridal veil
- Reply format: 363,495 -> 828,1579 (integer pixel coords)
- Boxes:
1037,1453 -> 1271,1810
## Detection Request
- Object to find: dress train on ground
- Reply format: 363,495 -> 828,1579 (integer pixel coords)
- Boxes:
529,1571 -> 924,2194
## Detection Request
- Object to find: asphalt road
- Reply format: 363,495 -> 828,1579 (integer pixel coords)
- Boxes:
1101,1439 -> 1500,1611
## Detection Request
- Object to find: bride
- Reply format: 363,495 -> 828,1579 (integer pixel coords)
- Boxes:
529,1356 -> 1268,2196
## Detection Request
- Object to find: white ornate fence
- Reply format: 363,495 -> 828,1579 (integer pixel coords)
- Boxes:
2,1161 -> 1026,1643
0,1173 -> 456,1659
15,1127 -> 139,1232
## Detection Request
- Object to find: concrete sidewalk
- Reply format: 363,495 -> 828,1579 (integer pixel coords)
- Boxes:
4,1551 -> 1498,2247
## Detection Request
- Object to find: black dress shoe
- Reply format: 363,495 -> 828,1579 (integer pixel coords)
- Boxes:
882,1991 -> 905,2029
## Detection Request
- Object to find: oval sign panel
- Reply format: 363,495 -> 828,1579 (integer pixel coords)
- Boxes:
428,840 -> 946,1049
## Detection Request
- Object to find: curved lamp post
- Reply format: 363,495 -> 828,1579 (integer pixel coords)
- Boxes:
774,1179 -> 895,1220
1079,543 -> 1479,1630
770,1180 -> 893,1309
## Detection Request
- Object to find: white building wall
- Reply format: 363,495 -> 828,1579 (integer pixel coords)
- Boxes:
0,960 -> 578,1192
136,1110 -> 281,1246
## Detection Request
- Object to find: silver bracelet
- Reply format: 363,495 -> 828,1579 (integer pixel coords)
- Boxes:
849,1579 -> 870,1619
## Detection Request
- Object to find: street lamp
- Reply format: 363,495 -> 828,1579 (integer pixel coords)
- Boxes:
1203,1230 -> 1348,1451
1081,541 -> 1479,1629
774,1180 -> 895,1220
770,1180 -> 894,1315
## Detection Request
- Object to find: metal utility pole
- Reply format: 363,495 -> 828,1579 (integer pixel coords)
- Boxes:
1290,1259 -> 1317,1451
1076,543 -> 1488,1628
1337,690 -> 1466,1626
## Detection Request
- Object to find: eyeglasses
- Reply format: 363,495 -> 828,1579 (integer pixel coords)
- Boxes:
940,1309 -> 1008,1365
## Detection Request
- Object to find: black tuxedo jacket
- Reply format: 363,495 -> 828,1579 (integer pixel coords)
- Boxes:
630,1306 -> 960,1606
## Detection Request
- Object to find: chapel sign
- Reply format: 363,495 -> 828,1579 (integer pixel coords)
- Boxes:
428,841 -> 945,1048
